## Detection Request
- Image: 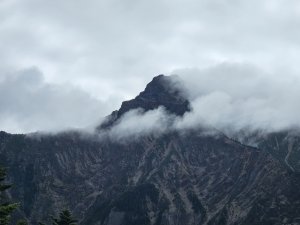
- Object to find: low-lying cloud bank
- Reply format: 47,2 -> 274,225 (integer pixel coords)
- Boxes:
4,62 -> 300,138
176,63 -> 300,132
106,107 -> 173,141
0,67 -> 112,133
101,63 -> 300,141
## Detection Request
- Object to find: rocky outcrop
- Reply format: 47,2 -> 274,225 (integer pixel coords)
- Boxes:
98,75 -> 190,129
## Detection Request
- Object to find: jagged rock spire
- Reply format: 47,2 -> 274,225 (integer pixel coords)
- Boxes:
98,74 -> 190,129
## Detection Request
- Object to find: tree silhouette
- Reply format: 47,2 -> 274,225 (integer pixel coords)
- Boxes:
16,219 -> 28,225
51,210 -> 77,225
0,167 -> 18,225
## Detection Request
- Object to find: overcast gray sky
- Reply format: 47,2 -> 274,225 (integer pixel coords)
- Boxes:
1,0 -> 300,133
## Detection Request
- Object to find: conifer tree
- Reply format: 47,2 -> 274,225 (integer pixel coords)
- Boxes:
0,167 -> 18,225
16,219 -> 28,225
51,210 -> 77,225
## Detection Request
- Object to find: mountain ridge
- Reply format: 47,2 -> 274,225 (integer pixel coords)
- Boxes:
1,75 -> 300,225
98,74 -> 190,130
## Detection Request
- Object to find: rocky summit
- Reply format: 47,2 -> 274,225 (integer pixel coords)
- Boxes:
1,75 -> 300,225
98,75 -> 190,129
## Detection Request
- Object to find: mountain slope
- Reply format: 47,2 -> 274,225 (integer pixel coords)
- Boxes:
82,132 -> 300,225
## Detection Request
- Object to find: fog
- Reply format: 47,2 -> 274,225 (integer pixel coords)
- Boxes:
1,0 -> 300,133
103,63 -> 300,140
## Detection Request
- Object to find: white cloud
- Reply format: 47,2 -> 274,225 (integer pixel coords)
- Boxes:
173,63 -> 300,133
1,0 -> 300,133
0,67 -> 113,133
105,107 -> 172,142
106,62 -> 300,140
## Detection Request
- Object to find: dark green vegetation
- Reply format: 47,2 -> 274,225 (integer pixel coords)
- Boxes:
0,167 -> 18,225
38,209 -> 77,225
50,209 -> 77,225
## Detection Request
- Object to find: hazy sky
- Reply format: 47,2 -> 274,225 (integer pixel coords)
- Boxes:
1,0 -> 300,133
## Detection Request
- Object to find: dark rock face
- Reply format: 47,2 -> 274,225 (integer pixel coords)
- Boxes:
99,75 -> 190,129
1,75 -> 300,225
117,75 -> 189,117
233,129 -> 300,173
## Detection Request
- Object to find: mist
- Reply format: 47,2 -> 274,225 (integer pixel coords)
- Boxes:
2,0 -> 300,134
101,63 -> 300,141
0,67 -> 112,133
174,63 -> 300,132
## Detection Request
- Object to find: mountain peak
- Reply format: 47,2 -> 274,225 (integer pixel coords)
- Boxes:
142,74 -> 179,97
99,74 -> 190,129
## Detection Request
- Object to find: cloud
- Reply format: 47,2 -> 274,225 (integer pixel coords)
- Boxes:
2,62 -> 299,137
104,107 -> 172,142
173,63 -> 300,133
0,67 -> 114,133
2,0 -> 300,96
1,0 -> 300,133
105,62 -> 300,141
